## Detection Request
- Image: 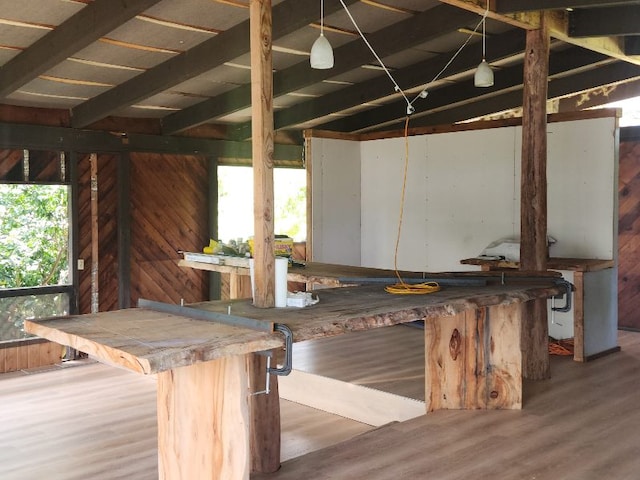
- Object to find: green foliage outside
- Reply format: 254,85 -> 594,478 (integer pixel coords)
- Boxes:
0,184 -> 70,288
0,184 -> 70,341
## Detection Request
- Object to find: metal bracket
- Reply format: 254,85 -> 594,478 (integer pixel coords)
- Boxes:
268,323 -> 293,376
551,278 -> 573,313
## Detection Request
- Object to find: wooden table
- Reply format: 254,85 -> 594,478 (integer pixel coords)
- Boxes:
461,257 -> 618,361
25,282 -> 562,480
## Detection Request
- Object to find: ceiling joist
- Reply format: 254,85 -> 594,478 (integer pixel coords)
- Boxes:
163,3 -> 479,135
71,0 -> 360,129
0,0 -> 163,98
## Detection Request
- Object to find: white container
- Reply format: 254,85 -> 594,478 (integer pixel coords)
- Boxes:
250,257 -> 288,307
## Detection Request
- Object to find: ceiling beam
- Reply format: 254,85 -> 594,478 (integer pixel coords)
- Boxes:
230,28 -> 527,139
438,0 -> 541,28
495,0 -> 640,13
162,4 -> 478,135
390,60 -> 640,129
0,0 -> 163,98
318,47 -> 611,133
569,5 -> 640,36
558,76 -> 640,111
71,0 -> 358,129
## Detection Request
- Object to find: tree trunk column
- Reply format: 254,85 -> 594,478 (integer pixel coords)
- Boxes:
520,15 -> 551,380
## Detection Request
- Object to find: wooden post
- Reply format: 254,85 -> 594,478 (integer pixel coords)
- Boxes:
248,353 -> 281,473
90,153 -> 99,314
424,304 -> 523,411
520,16 -> 551,380
157,356 -> 250,480
248,1 -> 281,474
250,0 -> 275,309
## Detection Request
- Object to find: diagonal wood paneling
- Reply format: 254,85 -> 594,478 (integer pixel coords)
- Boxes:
618,141 -> 640,329
129,153 -> 209,306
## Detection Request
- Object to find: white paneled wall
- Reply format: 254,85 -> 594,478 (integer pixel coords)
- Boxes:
310,115 -> 617,272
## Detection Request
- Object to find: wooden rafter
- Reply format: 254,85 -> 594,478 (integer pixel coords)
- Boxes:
163,3 -> 477,135
0,0 -> 164,98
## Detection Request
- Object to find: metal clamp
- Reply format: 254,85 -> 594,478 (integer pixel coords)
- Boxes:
268,323 -> 293,376
551,278 -> 573,313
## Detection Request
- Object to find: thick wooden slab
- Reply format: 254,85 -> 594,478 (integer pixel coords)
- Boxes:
461,257 -> 614,272
26,283 -> 563,376
25,309 -> 280,375
195,283 -> 564,343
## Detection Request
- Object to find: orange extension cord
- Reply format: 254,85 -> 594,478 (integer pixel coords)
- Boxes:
385,116 -> 441,296
548,337 -> 574,356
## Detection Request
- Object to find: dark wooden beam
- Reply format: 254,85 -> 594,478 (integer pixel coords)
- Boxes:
558,75 -> 640,111
317,47 -> 609,133
569,5 -> 640,36
388,61 -> 640,129
0,0 -> 162,98
230,28 -> 527,140
496,0 -> 640,13
625,36 -> 640,54
71,0 -> 357,129
117,152 -> 131,310
0,122 -> 302,162
162,4 -> 478,135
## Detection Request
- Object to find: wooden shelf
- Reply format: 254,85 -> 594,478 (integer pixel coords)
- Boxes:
461,257 -> 614,272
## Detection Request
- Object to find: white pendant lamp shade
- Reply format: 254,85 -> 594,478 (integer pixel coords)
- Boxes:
310,34 -> 334,69
474,59 -> 494,87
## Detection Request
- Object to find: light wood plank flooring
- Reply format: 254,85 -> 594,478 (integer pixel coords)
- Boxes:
1,327 -> 639,479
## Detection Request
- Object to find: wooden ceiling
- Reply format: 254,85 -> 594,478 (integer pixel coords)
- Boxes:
0,0 -> 639,143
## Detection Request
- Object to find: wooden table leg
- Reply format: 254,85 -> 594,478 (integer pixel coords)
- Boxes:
520,298 -> 550,379
425,304 -> 523,411
572,271 -> 585,362
248,352 -> 281,473
157,355 -> 250,480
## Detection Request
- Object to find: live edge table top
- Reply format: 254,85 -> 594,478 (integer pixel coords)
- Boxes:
24,283 -> 562,376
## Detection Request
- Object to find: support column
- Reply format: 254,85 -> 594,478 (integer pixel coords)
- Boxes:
248,1 -> 281,473
250,0 -> 276,309
520,15 -> 551,380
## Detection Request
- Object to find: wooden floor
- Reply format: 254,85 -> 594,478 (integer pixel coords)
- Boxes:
1,328 -> 640,480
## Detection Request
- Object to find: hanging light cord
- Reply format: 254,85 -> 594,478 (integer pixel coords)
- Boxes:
320,0 -> 325,35
337,0 -> 489,115
338,0 -> 411,107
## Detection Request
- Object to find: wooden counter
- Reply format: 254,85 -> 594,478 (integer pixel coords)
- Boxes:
461,257 -> 619,362
25,282 -> 563,480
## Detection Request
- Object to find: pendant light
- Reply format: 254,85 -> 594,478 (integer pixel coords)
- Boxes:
310,0 -> 334,69
474,0 -> 494,87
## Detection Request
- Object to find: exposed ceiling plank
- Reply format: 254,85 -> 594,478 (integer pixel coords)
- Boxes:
569,6 -> 640,36
162,3 -> 478,135
391,60 -> 640,129
231,28 -> 527,139
0,0 -> 163,98
495,0 -> 640,13
71,0 -> 359,129
318,47 -> 611,133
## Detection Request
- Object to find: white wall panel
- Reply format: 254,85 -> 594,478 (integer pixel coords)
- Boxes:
360,137 -> 428,270
310,138 -> 361,265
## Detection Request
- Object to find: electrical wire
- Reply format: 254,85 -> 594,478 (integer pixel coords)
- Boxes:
384,117 -> 441,295
337,0 -> 489,113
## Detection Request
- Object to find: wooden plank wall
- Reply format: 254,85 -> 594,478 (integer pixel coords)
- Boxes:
618,139 -> 640,330
129,153 -> 209,305
78,153 -> 120,314
0,341 -> 62,373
